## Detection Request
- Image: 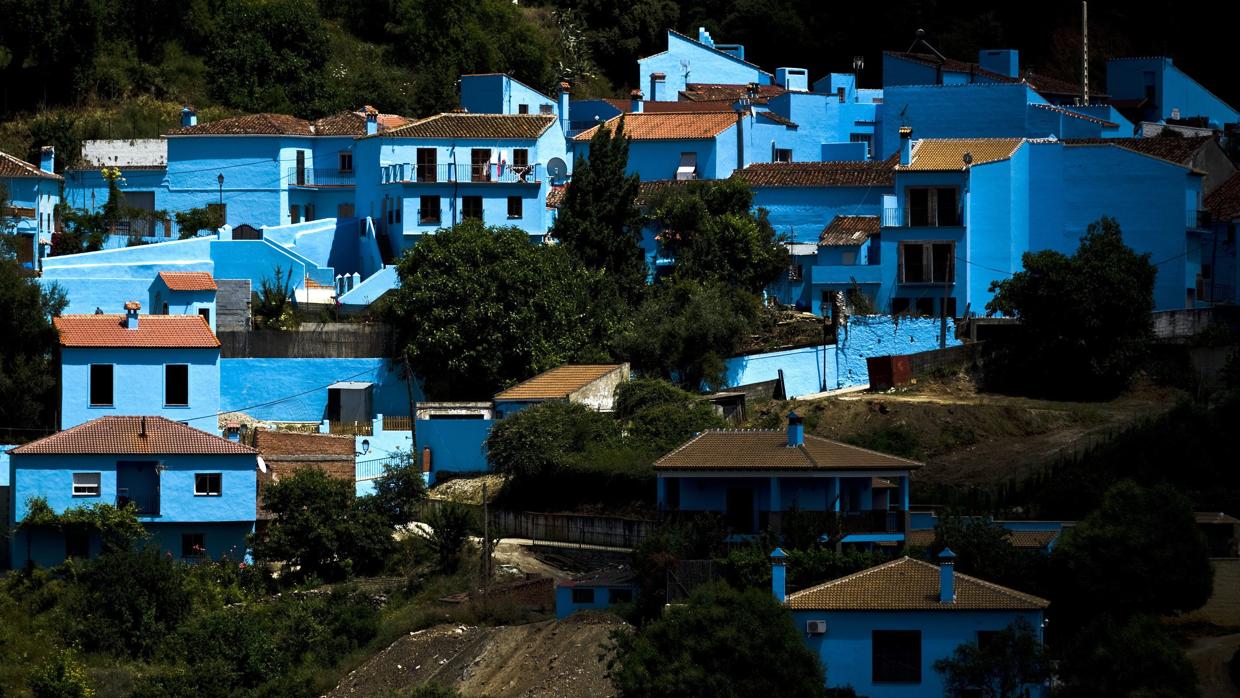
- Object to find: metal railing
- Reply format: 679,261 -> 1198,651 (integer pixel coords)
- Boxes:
385,162 -> 541,185
416,208 -> 442,225
382,415 -> 413,431
882,206 -> 962,227
327,420 -> 373,436
116,489 -> 159,516
287,168 -> 356,187
355,453 -> 407,480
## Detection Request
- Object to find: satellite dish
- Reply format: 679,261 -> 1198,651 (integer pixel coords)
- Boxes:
546,157 -> 568,181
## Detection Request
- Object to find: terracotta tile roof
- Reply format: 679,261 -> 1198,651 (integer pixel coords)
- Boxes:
732,157 -> 896,187
311,109 -> 410,136
820,215 -> 880,246
905,138 -> 1024,171
55,314 -> 220,348
9,416 -> 257,456
786,557 -> 1049,611
1008,530 -> 1061,549
1,150 -> 62,180
654,430 -> 921,471
1205,172 -> 1240,221
167,113 -> 314,136
1029,103 -> 1117,127
573,112 -> 736,142
756,110 -> 797,127
905,530 -> 935,547
158,271 -> 217,292
1063,136 -> 1214,165
380,114 -> 555,140
495,364 -> 626,401
681,83 -> 786,104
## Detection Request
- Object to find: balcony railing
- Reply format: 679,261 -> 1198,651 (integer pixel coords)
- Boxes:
382,162 -> 541,185
327,420 -> 373,436
1188,208 -> 1213,229
882,206 -> 962,228
287,168 -> 356,187
661,509 -> 906,537
416,208 -> 442,226
116,489 -> 159,516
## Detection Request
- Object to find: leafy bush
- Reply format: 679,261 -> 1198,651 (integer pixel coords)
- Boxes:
253,266 -> 298,330
369,452 -> 429,528
421,503 -> 476,575
30,649 -> 94,698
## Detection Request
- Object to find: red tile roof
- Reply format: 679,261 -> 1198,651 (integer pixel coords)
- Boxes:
9,416 -> 256,456
1,150 -> 63,180
158,271 -> 218,292
546,185 -> 567,209
1063,136 -> 1215,165
732,157 -> 896,187
1206,172 -> 1240,221
167,109 -> 409,137
55,314 -> 220,348
574,112 -> 736,142
494,364 -> 626,401
380,114 -> 556,140
786,557 -> 1049,611
681,82 -> 787,104
654,430 -> 921,471
820,215 -> 880,246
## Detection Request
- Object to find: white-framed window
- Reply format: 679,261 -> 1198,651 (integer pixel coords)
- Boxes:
73,472 -> 102,497
194,473 -> 222,496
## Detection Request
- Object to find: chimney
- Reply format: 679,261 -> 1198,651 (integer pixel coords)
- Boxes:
365,106 -> 379,136
124,301 -> 141,329
770,548 -> 788,602
630,89 -> 644,113
978,49 -> 1020,79
650,73 -> 666,102
786,411 -> 804,447
939,548 -> 956,604
698,27 -> 714,47
139,416 -> 147,438
899,126 -> 913,167
557,82 -> 571,135
39,146 -> 54,173
180,106 -> 197,128
421,445 -> 432,473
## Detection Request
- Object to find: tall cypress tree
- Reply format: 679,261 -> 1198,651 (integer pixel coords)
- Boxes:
552,116 -> 646,302
0,257 -> 66,435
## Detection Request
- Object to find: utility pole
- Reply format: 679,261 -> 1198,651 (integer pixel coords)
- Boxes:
1081,1 -> 1090,105
481,483 -> 490,590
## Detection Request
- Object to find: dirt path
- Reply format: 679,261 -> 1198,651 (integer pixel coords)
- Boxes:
1187,633 -> 1240,698
328,614 -> 625,698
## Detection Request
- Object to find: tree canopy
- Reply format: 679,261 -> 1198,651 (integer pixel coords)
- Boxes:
0,258 -> 66,435
986,217 -> 1155,400
934,618 -> 1048,698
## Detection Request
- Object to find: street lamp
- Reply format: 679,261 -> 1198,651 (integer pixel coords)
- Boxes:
217,173 -> 224,205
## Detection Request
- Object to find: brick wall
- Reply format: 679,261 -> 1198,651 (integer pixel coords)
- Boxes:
254,430 -> 357,517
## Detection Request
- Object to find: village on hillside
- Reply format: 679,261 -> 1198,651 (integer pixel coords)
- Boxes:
2,4 -> 1240,697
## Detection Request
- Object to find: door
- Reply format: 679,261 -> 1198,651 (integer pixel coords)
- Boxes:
471,149 -> 491,182
725,487 -> 754,533
296,151 -> 306,185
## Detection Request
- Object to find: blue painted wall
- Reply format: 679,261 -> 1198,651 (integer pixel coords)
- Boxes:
792,608 -> 1045,697
2,172 -> 58,268
753,185 -> 888,245
415,418 -> 493,484
555,583 -> 639,619
460,74 -> 557,116
1107,57 -> 1239,128
638,30 -> 770,102
219,358 -> 417,422
61,346 -> 221,432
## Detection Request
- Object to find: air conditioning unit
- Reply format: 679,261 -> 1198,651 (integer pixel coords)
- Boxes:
806,620 -> 827,635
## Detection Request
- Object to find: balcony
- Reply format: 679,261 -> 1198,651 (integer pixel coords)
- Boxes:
762,509 -> 906,537
383,162 -> 541,185
1188,208 -> 1212,229
116,488 -> 159,516
287,168 -> 355,188
882,206 -> 963,228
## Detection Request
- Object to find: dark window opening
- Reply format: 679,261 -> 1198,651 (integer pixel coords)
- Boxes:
339,152 -> 353,174
165,364 -> 189,406
789,264 -> 803,282
198,308 -> 210,324
463,196 -> 483,221
873,630 -> 921,683
416,148 -> 437,182
194,473 -> 222,496
295,150 -> 306,185
907,187 -> 960,226
774,148 -> 793,163
517,104 -> 529,114
420,195 -> 441,224
507,196 -> 523,219
471,149 -> 491,182
182,533 -> 206,558
900,242 -> 955,283
512,149 -> 529,168
290,204 -> 301,224
90,364 -> 114,406
571,588 -> 595,604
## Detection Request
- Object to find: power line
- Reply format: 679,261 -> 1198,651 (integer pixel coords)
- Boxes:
180,365 -> 384,425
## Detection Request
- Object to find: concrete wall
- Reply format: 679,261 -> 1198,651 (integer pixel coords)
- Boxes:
219,357 -> 417,422
61,347 -> 221,432
793,609 -> 1045,697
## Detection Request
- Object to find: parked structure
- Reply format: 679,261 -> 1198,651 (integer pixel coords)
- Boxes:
7,416 -> 259,566
149,271 -> 218,331
1,147 -> 60,269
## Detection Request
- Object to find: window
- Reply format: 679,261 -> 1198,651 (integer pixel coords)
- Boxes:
517,104 -> 529,114
609,588 -> 634,604
872,630 -> 921,683
512,148 -> 529,168
774,148 -> 793,163
338,151 -> 353,173
161,302 -> 170,314
194,473 -> 222,496
899,242 -> 955,283
471,149 -> 492,182
677,152 -> 698,180
198,308 -> 211,325
850,133 -> 873,158
463,196 -> 483,221
539,104 -> 554,115
891,297 -> 910,315
338,203 -> 355,218
416,148 -> 437,182
394,200 -> 401,223
305,204 -> 315,222
72,472 -> 101,497
66,530 -> 89,558
507,196 -> 523,219
89,364 -> 114,406
419,195 -> 441,224
165,364 -> 189,406
182,533 -> 206,558
788,264 -> 803,282
571,588 -> 595,604
906,187 -> 960,226
290,204 -> 301,224
295,150 -> 306,185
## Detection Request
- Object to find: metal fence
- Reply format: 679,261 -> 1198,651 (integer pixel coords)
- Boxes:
413,500 -> 655,550
355,453 -> 406,480
218,324 -> 393,358
327,420 -> 373,436
382,415 -> 413,432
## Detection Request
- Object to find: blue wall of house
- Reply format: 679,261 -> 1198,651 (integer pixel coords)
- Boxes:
638,30 -> 769,102
555,583 -> 639,619
622,132 -> 737,181
1107,57 -> 1239,127
877,84 -> 1050,159
460,74 -> 556,116
219,358 -> 417,422
415,419 -> 494,484
792,609 -> 1045,697
753,186 -> 889,244
660,473 -> 910,523
2,174 -> 58,268
60,347 -> 221,432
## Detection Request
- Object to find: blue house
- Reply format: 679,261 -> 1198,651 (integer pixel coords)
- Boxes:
781,550 -> 1049,697
353,113 -> 570,255
1203,172 -> 1240,305
7,416 -> 260,566
638,28 -> 772,102
555,567 -> 640,619
655,414 -> 920,545
62,138 -> 172,245
413,402 -> 493,486
149,271 -> 218,331
734,158 -> 894,246
1,147 -> 61,269
1107,57 -> 1239,130
883,47 -> 1088,105
54,304 -> 221,433
573,111 -> 738,182
459,73 -> 561,120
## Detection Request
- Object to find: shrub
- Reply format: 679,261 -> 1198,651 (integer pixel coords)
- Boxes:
421,503 -> 475,575
30,649 -> 94,698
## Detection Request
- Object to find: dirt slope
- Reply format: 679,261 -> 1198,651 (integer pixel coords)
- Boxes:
329,613 -> 625,698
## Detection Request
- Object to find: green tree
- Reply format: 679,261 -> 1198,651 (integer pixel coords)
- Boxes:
616,279 -> 759,391
649,178 -> 788,293
933,618 -> 1048,698
552,116 -> 647,303
389,221 -> 622,400
1050,481 -> 1213,628
487,400 -> 622,480
613,378 -> 727,452
174,204 -> 224,239
0,259 -> 66,433
1056,614 -> 1199,698
615,377 -> 695,420
29,649 -> 94,698
419,502 -> 475,575
930,515 -> 1047,595
986,217 -> 1155,399
609,582 -> 826,698
369,451 -> 428,528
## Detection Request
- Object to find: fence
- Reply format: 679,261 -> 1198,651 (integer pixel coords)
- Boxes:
904,342 -> 983,378
355,453 -> 405,480
327,420 -> 373,436
218,323 -> 393,358
415,500 -> 655,550
383,415 -> 413,432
